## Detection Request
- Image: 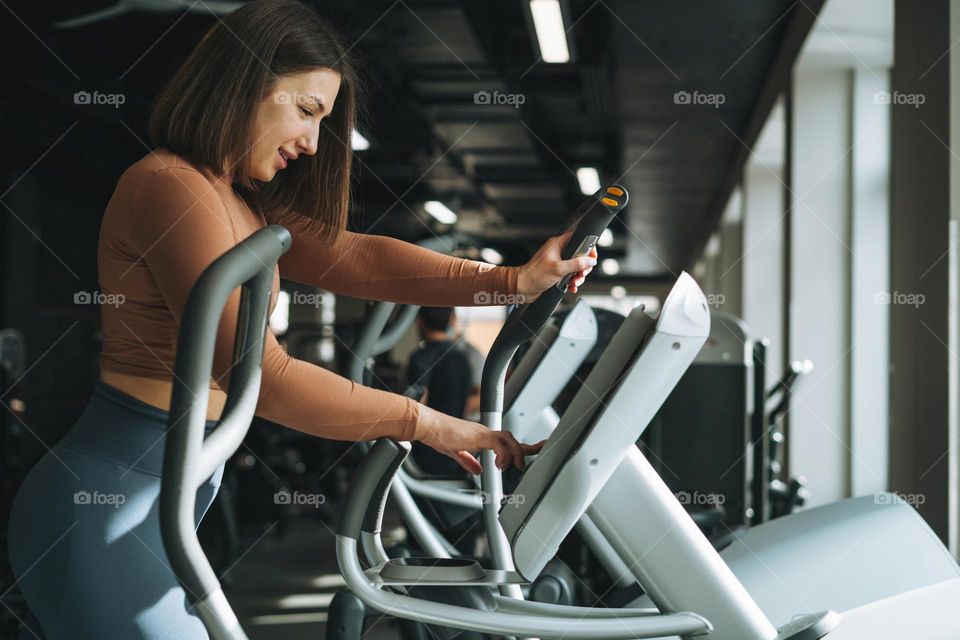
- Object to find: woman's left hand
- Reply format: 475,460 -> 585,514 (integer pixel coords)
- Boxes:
516,229 -> 599,303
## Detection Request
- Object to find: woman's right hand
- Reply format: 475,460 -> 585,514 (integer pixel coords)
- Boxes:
415,404 -> 545,475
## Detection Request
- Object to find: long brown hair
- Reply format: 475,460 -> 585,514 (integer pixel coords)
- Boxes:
147,0 -> 362,241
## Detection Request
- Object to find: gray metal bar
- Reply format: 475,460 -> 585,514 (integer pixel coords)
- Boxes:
479,186 -> 626,414
161,225 -> 291,618
336,537 -> 711,639
476,186 -> 626,604
574,514 -> 635,590
346,301 -> 395,384
373,304 -> 419,355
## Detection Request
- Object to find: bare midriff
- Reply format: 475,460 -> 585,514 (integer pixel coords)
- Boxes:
100,369 -> 227,421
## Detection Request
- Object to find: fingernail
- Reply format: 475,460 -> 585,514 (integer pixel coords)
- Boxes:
587,258 -> 597,266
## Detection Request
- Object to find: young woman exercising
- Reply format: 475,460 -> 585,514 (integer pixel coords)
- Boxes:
7,1 -> 598,637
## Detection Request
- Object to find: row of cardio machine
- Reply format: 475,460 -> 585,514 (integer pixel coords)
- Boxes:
158,185 -> 960,640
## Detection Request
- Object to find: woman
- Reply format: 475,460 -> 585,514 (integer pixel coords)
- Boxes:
6,1 -> 599,638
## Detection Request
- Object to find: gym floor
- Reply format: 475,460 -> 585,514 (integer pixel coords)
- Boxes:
229,515 -> 402,640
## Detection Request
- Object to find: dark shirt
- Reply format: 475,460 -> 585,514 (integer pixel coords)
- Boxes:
408,339 -> 473,418
408,339 -> 474,476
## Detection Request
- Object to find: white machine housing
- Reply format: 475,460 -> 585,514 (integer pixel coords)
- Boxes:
501,272 -> 711,581
503,299 -> 597,443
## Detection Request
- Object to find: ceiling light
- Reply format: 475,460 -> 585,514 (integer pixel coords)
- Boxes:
598,228 -> 614,247
576,166 -> 601,195
424,201 -> 458,224
530,0 -> 570,63
601,258 -> 620,275
480,248 -> 503,264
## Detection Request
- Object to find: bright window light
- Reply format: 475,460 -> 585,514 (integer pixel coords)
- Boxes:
424,200 -> 458,224
576,166 -> 601,195
530,0 -> 570,63
351,129 -> 370,151
598,228 -> 614,247
480,248 -> 503,264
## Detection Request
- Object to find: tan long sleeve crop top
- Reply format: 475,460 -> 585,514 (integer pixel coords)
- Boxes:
97,149 -> 519,442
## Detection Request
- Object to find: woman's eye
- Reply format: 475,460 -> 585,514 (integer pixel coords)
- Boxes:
300,107 -> 313,117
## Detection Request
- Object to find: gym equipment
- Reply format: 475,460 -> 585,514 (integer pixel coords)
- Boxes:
364,286 -> 960,629
348,286 -> 960,629
642,313 -> 753,529
326,192 -> 617,640
158,216 -> 960,640
334,269 -> 960,639
159,186 -> 629,638
160,224 -> 291,637
511,306 -> 960,622
333,271 -> 845,640
501,298 -> 597,444
529,310 -> 960,622
764,357 -> 813,519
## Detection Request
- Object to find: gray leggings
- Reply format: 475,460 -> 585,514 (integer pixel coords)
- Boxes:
7,380 -> 224,639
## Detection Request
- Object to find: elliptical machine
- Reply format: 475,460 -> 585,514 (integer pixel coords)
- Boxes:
160,202 -> 960,639
158,186 -> 629,637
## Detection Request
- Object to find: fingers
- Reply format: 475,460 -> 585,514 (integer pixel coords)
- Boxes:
561,255 -> 597,275
519,439 -> 547,455
506,433 -> 524,470
497,432 -> 526,470
566,272 -> 588,293
453,450 -> 482,475
485,432 -> 518,470
564,253 -> 598,292
481,435 -> 545,472
490,435 -> 510,470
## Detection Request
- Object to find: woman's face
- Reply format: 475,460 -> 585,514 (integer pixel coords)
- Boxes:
248,68 -> 342,182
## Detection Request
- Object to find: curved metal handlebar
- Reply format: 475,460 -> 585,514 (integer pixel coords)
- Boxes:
345,235 -> 458,384
336,438 -> 412,539
480,185 -> 628,413
160,224 -> 291,606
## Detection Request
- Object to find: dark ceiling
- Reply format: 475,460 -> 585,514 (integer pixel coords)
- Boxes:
0,0 -> 823,284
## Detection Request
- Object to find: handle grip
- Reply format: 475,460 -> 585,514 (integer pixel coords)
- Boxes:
336,439 -> 412,539
480,186 -> 627,412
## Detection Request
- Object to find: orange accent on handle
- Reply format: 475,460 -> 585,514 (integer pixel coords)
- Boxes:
606,186 -> 624,196
601,196 -> 618,206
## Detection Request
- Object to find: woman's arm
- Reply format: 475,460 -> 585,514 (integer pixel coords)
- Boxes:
277,214 -> 520,306
127,168 -> 535,469
129,168 -> 418,441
